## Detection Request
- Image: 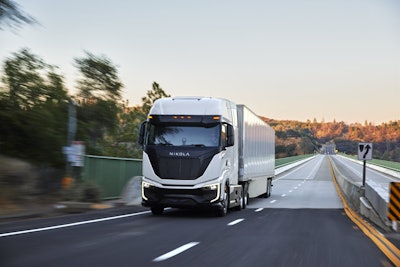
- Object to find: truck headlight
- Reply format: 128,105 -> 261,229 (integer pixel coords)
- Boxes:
203,183 -> 220,203
142,181 -> 154,200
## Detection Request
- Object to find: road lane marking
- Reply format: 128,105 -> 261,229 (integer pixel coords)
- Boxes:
270,200 -> 277,203
281,194 -> 286,197
153,242 -> 200,262
255,208 -> 264,212
227,219 -> 244,226
0,211 -> 151,238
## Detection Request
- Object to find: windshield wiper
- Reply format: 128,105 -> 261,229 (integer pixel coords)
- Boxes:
155,142 -> 172,146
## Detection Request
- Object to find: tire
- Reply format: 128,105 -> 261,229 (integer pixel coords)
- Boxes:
242,184 -> 248,209
237,183 -> 248,209
235,192 -> 243,211
217,186 -> 229,217
151,206 -> 164,215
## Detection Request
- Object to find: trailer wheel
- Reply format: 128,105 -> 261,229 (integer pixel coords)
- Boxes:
151,206 -> 164,215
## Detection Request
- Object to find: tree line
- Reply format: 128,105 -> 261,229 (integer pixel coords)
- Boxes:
1,48 -> 399,170
266,118 -> 400,162
0,48 -> 169,167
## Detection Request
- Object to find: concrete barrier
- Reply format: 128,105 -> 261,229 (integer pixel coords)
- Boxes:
329,158 -> 364,211
336,155 -> 400,229
331,156 -> 392,230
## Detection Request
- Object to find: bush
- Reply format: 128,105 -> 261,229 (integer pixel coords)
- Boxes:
61,180 -> 101,203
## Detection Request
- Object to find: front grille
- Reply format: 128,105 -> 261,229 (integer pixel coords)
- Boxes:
158,157 -> 201,180
146,147 -> 219,180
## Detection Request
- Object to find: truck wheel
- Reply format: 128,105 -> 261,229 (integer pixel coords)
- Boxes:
242,185 -> 249,209
151,206 -> 164,215
235,193 -> 243,211
217,187 -> 229,217
237,184 -> 248,210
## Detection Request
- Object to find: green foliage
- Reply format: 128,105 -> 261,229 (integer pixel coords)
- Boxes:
75,51 -> 123,102
0,0 -> 36,30
141,82 -> 171,115
0,48 -> 69,166
74,52 -> 124,153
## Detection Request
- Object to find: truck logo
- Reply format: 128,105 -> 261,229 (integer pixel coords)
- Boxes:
169,152 -> 190,157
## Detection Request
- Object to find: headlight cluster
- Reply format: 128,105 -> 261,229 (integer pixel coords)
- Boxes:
203,183 -> 220,203
142,181 -> 154,200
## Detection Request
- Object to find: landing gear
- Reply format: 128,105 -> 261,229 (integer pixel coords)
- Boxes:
264,178 -> 272,198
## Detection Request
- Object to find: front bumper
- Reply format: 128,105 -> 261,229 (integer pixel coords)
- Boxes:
142,182 -> 222,209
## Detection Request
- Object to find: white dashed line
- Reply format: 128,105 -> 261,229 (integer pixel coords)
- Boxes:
227,219 -> 244,226
153,242 -> 200,262
270,200 -> 277,203
281,194 -> 286,197
255,208 -> 264,212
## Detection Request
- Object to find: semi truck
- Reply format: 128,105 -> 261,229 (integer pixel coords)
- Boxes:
138,96 -> 275,216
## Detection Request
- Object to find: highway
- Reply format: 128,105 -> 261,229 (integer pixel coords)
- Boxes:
0,155 -> 397,267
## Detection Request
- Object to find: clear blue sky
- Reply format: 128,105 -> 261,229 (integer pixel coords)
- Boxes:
1,0 -> 399,123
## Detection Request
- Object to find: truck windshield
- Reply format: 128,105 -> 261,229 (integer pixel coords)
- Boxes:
147,124 -> 221,147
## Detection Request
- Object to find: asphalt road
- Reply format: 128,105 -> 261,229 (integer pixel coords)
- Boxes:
0,155 -> 395,267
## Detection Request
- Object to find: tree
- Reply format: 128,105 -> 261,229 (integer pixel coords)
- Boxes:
75,51 -> 123,102
74,52 -> 124,153
0,48 -> 69,166
0,0 -> 36,30
2,48 -> 67,109
141,82 -> 170,115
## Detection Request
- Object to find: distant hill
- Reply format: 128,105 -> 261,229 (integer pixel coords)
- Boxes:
260,117 -> 400,162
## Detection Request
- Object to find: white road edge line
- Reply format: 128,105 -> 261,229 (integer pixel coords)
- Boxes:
227,219 -> 244,226
153,242 -> 200,262
0,210 -> 151,238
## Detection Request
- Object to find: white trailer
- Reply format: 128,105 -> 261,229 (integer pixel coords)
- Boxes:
139,97 -> 275,216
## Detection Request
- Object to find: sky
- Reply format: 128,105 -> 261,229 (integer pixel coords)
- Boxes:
1,0 -> 399,124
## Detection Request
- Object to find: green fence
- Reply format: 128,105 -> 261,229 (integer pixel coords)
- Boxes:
82,155 -> 142,199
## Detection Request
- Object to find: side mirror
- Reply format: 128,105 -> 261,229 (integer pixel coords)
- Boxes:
138,122 -> 147,146
226,124 -> 234,147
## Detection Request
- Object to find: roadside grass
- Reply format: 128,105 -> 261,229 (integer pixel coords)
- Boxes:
338,153 -> 400,171
275,154 -> 314,168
